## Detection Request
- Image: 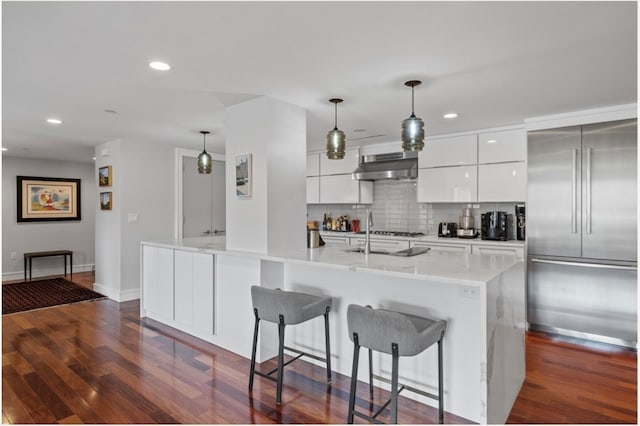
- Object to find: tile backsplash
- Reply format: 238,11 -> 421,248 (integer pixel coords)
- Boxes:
307,180 -> 523,236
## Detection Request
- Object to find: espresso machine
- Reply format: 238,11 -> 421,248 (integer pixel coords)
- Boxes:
457,207 -> 477,238
515,204 -> 526,240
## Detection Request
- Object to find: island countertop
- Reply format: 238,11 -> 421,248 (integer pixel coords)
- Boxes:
141,236 -> 520,286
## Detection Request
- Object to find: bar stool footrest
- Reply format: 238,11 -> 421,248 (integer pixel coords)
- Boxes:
372,373 -> 440,402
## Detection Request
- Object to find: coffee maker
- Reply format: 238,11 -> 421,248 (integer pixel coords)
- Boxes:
515,204 -> 526,241
457,207 -> 477,238
481,211 -> 514,241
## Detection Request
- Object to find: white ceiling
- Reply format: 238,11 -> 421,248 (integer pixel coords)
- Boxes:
2,1 -> 637,164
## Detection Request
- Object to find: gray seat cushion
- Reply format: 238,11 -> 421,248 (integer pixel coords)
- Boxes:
251,286 -> 332,325
347,304 -> 446,356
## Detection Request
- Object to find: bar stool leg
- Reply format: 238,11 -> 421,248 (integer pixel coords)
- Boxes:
390,343 -> 399,424
276,315 -> 286,405
347,333 -> 360,424
248,309 -> 260,392
324,308 -> 332,384
368,348 -> 374,400
438,336 -> 444,424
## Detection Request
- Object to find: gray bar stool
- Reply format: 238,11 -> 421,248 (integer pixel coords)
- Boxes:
346,304 -> 447,424
249,286 -> 333,404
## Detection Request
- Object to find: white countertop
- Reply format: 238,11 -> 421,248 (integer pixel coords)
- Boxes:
142,236 -> 521,286
320,230 -> 526,246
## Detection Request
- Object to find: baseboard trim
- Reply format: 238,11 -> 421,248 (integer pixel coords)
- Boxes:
2,264 -> 95,282
92,283 -> 139,303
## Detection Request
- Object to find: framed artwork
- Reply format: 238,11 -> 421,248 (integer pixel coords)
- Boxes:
100,192 -> 112,211
98,165 -> 112,187
17,176 -> 81,222
235,153 -> 252,197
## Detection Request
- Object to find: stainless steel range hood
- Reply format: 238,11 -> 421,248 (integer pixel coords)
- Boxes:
352,151 -> 418,180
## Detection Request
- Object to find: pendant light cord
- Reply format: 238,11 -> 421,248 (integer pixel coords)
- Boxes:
334,102 -> 338,130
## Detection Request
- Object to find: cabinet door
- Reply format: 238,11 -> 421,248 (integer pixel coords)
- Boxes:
410,241 -> 471,253
192,252 -> 214,335
320,174 -> 364,204
478,162 -> 526,202
307,153 -> 320,176
320,148 -> 360,175
307,176 -> 320,204
419,134 -> 477,168
142,245 -> 174,321
472,244 -> 524,258
478,129 -> 526,163
417,166 -> 477,202
350,238 -> 410,251
174,250 -> 193,327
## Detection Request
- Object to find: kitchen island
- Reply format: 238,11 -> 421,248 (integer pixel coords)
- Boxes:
140,237 -> 525,424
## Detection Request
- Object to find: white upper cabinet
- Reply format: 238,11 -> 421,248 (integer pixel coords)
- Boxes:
478,129 -> 525,164
320,148 -> 360,175
478,162 -> 526,202
419,134 -> 477,168
417,165 -> 477,202
306,153 -> 320,176
320,174 -> 372,204
306,176 -> 320,204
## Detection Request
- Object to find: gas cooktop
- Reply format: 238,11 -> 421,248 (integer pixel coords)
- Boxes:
356,230 -> 425,237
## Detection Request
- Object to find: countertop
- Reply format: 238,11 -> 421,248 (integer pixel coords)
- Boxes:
142,236 -> 521,286
320,230 -> 526,246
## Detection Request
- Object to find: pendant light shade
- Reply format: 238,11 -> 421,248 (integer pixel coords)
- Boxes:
197,131 -> 212,174
326,98 -> 346,160
401,80 -> 425,152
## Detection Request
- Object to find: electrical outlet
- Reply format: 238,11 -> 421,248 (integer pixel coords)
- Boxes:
10,251 -> 17,260
459,285 -> 479,299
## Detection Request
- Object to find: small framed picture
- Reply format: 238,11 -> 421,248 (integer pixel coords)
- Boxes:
100,191 -> 112,210
98,166 -> 112,187
235,153 -> 252,198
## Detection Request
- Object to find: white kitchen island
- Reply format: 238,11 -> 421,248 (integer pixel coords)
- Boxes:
140,237 -> 525,424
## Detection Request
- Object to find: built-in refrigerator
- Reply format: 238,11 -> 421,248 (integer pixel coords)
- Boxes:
527,118 -> 637,348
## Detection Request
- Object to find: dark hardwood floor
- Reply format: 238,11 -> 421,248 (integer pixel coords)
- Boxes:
2,272 -> 637,424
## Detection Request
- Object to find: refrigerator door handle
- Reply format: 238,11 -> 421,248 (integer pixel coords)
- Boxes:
530,258 -> 637,271
585,147 -> 592,234
571,149 -> 578,234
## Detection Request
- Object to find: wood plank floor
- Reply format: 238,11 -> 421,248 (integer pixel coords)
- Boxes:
2,272 -> 637,424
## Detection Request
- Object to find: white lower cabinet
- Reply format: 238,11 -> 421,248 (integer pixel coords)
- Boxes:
319,174 -> 373,204
174,250 -> 214,335
417,166 -> 477,202
410,241 -> 471,253
472,244 -> 524,259
478,162 -> 525,202
350,238 -> 410,251
142,245 -> 174,321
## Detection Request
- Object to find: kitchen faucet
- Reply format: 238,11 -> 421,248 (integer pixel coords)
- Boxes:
364,209 -> 373,255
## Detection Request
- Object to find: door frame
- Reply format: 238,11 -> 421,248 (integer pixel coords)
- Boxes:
174,148 -> 225,240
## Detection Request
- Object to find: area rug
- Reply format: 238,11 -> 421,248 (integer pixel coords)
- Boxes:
3,277 -> 106,315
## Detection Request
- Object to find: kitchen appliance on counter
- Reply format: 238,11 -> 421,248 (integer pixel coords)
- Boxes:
457,207 -> 477,238
438,222 -> 457,238
480,211 -> 513,241
515,205 -> 526,241
527,119 -> 637,348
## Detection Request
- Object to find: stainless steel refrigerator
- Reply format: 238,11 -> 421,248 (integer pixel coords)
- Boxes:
527,119 -> 637,348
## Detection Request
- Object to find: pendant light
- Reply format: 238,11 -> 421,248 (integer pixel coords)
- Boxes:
326,98 -> 346,160
197,131 -> 212,174
401,80 -> 425,152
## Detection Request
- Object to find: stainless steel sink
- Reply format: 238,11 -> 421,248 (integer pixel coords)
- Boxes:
345,247 -> 430,257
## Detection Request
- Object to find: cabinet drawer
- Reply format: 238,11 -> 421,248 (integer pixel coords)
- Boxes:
478,129 -> 525,164
320,148 -> 360,175
410,241 -> 471,253
321,236 -> 350,247
478,162 -> 525,202
417,166 -> 477,202
350,238 -> 410,251
420,134 -> 477,168
472,244 -> 524,258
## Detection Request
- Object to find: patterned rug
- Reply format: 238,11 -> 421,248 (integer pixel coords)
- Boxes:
2,277 -> 106,315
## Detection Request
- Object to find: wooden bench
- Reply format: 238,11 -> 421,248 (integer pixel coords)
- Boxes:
24,250 -> 73,282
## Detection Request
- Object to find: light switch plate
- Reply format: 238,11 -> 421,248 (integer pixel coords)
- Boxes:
128,213 -> 138,223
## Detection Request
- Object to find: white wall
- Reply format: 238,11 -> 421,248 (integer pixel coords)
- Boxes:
94,139 -> 174,301
2,157 -> 96,280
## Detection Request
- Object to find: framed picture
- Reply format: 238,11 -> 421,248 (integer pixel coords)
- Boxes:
17,176 -> 81,222
98,165 -> 112,187
235,153 -> 252,197
100,192 -> 112,211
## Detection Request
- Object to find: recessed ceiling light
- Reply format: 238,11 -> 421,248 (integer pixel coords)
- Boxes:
487,139 -> 497,144
443,113 -> 458,119
46,118 -> 63,124
104,109 -> 117,114
149,61 -> 171,71
92,156 -> 97,161
1,147 -> 7,152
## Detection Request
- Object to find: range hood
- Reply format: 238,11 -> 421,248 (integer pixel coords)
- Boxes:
352,151 -> 418,180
